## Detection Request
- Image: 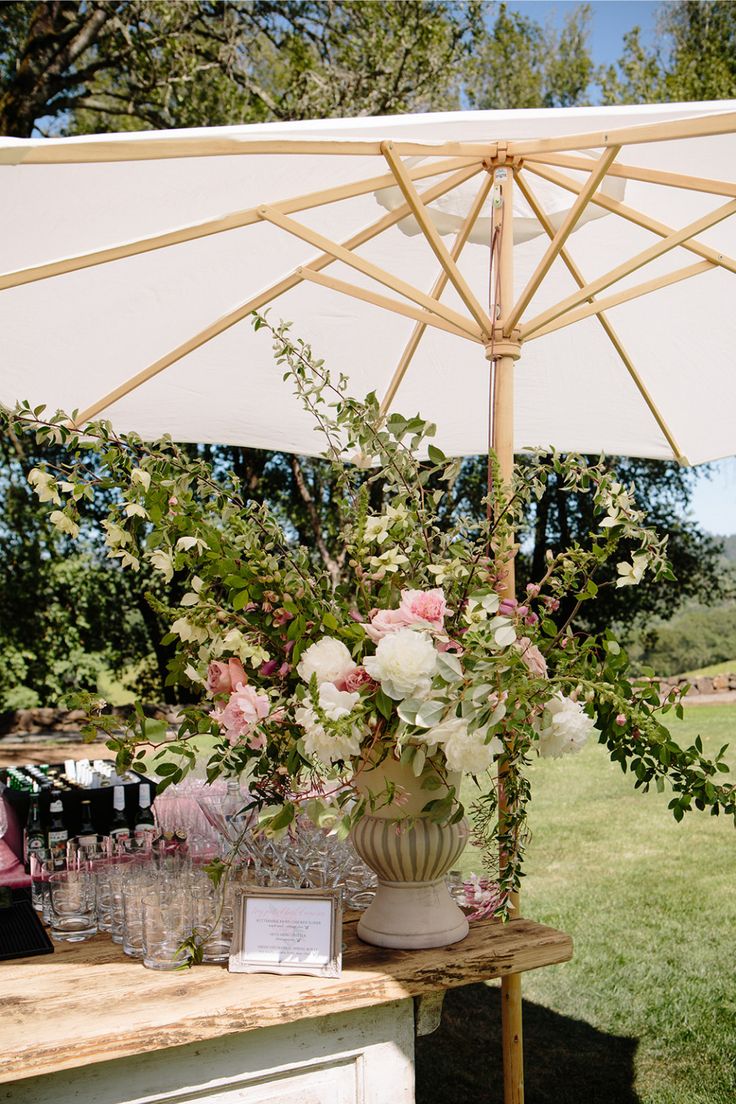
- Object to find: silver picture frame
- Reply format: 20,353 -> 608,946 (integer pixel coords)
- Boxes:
229,885 -> 343,978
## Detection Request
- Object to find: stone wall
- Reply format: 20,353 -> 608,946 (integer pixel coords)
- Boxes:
659,672 -> 736,697
0,704 -> 184,738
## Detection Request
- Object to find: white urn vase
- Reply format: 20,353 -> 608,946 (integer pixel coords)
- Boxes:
351,756 -> 469,949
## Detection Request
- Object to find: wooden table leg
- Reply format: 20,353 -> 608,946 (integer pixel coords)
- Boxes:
501,973 -> 524,1103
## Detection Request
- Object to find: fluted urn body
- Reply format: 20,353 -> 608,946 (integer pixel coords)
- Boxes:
351,756 -> 469,949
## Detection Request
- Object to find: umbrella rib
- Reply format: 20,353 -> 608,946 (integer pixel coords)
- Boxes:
515,169 -> 689,463
523,151 -> 736,200
507,109 -> 736,158
297,267 -> 482,342
258,206 -> 483,340
504,146 -> 620,333
381,143 -> 494,337
520,197 -> 736,340
71,163 -> 483,426
528,260 -> 714,340
525,161 -> 736,276
2,137 -> 493,167
0,156 -> 476,292
379,172 -> 495,415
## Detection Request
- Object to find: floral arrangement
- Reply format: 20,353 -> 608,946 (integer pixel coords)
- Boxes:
7,314 -> 735,914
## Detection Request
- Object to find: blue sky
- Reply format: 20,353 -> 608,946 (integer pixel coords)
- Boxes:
506,1 -> 660,68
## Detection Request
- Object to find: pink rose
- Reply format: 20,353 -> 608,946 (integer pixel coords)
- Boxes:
364,605 -> 413,642
615,713 -> 627,726
212,683 -> 269,745
364,587 -> 448,642
515,637 -> 548,678
207,658 -> 247,696
335,665 -> 377,693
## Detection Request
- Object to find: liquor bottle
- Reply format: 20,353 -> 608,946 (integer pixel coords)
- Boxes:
47,791 -> 69,868
24,794 -> 46,872
76,799 -> 98,848
134,784 -> 156,843
109,785 -> 130,841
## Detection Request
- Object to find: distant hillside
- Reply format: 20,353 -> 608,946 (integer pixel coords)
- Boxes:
716,534 -> 736,561
628,601 -> 736,678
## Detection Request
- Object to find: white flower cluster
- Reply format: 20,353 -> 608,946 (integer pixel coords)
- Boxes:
295,638 -> 362,766
535,693 -> 597,758
363,628 -> 437,700
420,716 -> 503,774
294,683 -> 362,765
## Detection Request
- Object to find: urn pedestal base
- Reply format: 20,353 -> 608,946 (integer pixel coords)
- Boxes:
356,877 -> 469,949
351,804 -> 470,950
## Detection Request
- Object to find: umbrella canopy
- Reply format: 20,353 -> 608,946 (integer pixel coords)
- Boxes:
1,101 -> 736,465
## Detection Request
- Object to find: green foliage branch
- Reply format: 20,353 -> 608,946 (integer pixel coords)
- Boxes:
5,316 -> 735,914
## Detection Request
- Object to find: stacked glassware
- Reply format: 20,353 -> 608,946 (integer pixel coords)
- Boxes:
28,778 -> 378,968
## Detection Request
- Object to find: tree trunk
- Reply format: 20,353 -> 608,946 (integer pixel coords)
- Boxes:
0,2 -> 111,137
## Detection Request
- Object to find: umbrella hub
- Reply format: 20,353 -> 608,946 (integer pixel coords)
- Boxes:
484,327 -> 521,362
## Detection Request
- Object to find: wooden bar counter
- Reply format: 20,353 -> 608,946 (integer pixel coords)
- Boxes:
0,917 -> 572,1103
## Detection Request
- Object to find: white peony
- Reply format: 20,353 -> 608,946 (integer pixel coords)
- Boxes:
294,682 -> 361,765
435,717 -> 502,773
420,715 -> 466,750
363,628 -> 438,700
536,694 -> 597,758
297,637 -> 356,686
316,682 -> 360,720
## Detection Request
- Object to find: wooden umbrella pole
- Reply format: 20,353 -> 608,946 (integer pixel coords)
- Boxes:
486,158 -> 524,1104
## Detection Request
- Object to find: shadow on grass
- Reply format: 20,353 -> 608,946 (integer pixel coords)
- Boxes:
416,983 -> 640,1104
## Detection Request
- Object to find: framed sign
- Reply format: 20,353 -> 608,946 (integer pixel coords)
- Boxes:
229,886 -> 342,978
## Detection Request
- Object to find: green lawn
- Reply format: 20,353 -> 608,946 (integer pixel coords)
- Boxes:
417,705 -> 736,1104
676,660 -> 736,679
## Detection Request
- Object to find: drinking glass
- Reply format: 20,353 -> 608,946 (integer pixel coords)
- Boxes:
122,874 -> 157,958
142,893 -> 192,971
49,870 -> 97,941
30,848 -> 53,915
191,885 -> 234,964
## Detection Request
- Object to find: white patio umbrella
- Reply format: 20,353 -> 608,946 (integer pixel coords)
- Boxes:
1,101 -> 735,467
3,101 -> 736,1104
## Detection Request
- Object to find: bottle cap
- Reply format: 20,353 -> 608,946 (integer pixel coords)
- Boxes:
138,783 -> 151,809
113,785 -> 126,811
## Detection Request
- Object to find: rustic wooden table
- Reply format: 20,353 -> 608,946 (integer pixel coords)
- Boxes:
0,916 -> 572,1103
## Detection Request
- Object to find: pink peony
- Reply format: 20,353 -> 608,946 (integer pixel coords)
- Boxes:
213,682 -> 269,745
207,658 -> 247,696
364,587 -> 448,642
335,665 -> 377,693
400,587 -> 448,628
515,637 -> 548,678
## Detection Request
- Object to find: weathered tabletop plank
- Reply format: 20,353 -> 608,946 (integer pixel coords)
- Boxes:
0,916 -> 572,1083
